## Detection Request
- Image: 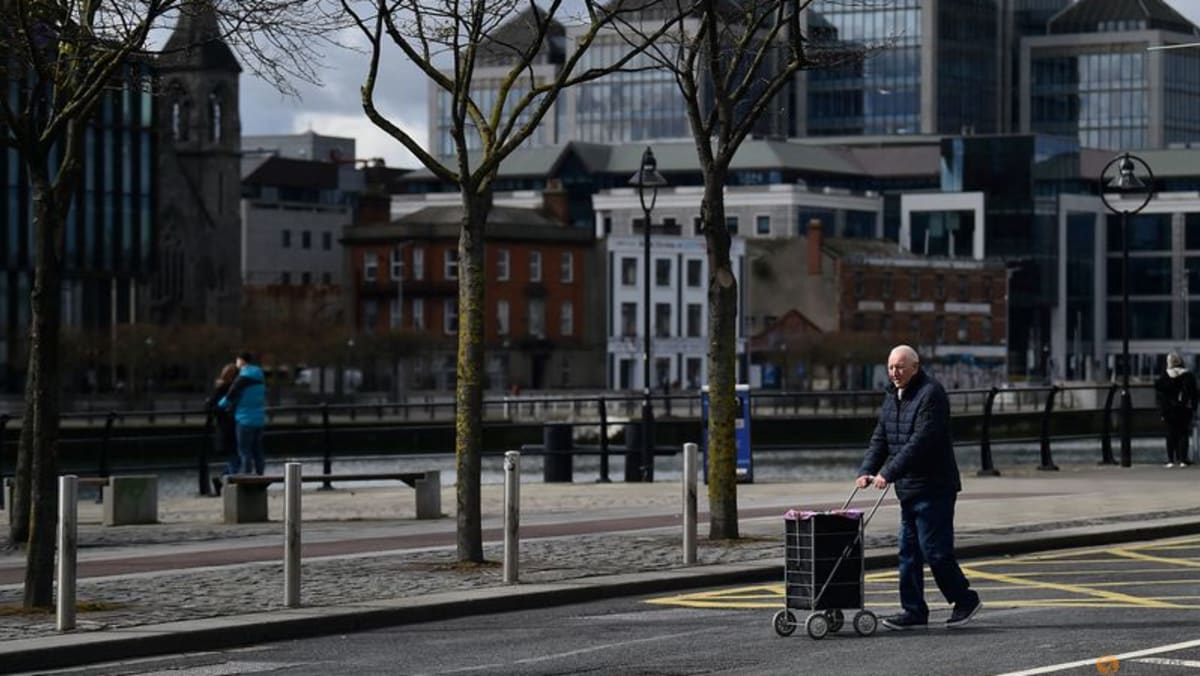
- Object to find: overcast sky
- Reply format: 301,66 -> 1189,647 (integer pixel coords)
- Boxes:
239,1 -> 1200,170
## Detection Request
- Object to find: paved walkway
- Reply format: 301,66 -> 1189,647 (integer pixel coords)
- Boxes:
2,462 -> 1200,672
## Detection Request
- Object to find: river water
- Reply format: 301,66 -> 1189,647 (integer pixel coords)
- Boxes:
85,438 -> 1181,500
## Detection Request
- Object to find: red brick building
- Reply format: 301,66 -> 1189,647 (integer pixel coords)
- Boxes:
748,222 -> 1009,388
341,205 -> 604,391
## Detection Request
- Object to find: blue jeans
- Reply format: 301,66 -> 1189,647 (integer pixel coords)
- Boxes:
897,492 -> 974,620
236,424 -> 265,475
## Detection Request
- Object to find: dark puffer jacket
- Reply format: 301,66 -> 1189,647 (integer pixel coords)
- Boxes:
857,368 -> 961,501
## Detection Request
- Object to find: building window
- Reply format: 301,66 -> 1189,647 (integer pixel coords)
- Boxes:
391,248 -> 404,280
497,299 -> 509,336
983,275 -> 993,300
655,259 -> 671,286
321,272 -> 331,285
621,302 -> 637,337
910,273 -> 920,300
909,316 -> 921,338
935,316 -> 946,342
301,230 -> 311,249
322,232 -> 332,250
413,248 -> 425,280
687,303 -> 702,337
982,316 -> 992,341
603,216 -> 612,234
882,272 -> 893,299
282,230 -> 291,248
935,274 -> 945,300
756,215 -> 770,235
496,249 -> 510,281
686,259 -> 702,287
621,257 -> 638,285
280,271 -> 291,285
363,300 -> 378,330
958,274 -> 969,301
957,316 -> 969,342
726,216 -> 739,234
655,303 -> 671,337
208,91 -> 222,142
444,299 -> 458,334
412,298 -> 425,329
560,300 -> 574,336
686,357 -> 702,389
881,315 -> 893,333
529,299 -> 545,338
693,217 -> 703,236
444,249 -> 458,280
301,271 -> 311,285
363,253 -> 378,281
390,297 -> 402,328
560,252 -> 574,283
854,270 -> 864,299
530,250 -> 542,282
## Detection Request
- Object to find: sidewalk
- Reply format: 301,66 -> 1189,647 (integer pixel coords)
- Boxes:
3,462 -> 1200,673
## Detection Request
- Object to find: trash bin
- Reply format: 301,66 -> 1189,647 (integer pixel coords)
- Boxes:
543,423 -> 573,482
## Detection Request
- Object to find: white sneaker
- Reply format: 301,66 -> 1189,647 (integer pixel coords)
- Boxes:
1165,463 -> 1177,468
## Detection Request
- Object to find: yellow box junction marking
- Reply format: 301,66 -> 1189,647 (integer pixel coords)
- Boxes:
645,536 -> 1200,610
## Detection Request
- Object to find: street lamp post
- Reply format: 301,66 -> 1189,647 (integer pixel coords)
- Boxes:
629,147 -> 668,483
1100,152 -> 1155,468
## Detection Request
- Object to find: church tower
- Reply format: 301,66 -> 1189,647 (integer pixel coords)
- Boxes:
149,0 -> 242,326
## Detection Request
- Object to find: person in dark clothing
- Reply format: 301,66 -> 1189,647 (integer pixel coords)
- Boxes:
857,345 -> 981,630
204,362 -> 241,495
1155,352 -> 1199,468
218,352 -> 268,475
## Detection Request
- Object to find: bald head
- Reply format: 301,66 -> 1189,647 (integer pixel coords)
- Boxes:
887,345 -> 920,389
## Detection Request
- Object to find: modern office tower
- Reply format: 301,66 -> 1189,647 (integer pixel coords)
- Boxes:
1022,0 -> 1200,150
1,67 -> 158,391
150,1 -> 243,326
1001,0 -> 1074,130
801,0 -> 1002,137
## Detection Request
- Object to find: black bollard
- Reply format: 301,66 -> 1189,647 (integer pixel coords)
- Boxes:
1100,384 -> 1118,465
977,388 -> 1000,477
543,423 -> 574,482
597,398 -> 611,483
624,422 -> 644,482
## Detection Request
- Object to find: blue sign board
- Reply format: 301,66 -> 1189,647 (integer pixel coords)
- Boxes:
700,384 -> 752,483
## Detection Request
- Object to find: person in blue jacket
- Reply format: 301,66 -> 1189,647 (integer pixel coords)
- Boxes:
218,351 -> 267,475
856,344 -> 981,630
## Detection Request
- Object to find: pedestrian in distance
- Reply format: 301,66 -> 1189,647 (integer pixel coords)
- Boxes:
218,351 -> 268,476
856,344 -> 981,631
1155,351 -> 1199,468
204,362 -> 241,495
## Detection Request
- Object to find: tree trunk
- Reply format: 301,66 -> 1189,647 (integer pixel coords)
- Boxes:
23,173 -> 64,608
455,191 -> 490,562
702,176 -> 740,540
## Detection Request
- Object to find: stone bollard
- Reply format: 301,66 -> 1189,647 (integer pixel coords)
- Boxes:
103,475 -> 159,526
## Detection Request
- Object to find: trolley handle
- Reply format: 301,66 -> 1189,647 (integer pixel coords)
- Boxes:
841,476 -> 890,529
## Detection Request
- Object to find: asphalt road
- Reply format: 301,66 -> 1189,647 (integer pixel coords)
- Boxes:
24,535 -> 1200,676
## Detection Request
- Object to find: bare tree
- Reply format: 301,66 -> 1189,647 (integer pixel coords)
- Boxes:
0,0 -> 339,608
340,0 -> 697,562
610,0 -> 869,539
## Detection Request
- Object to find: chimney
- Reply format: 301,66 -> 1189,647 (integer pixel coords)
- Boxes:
807,219 -> 823,275
541,178 -> 570,226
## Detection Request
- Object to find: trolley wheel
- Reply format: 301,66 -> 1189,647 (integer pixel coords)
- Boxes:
805,612 -> 830,640
825,609 -> 845,633
772,610 -> 797,637
853,610 -> 878,637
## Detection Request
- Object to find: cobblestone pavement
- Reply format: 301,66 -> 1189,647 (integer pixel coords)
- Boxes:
1,464 -> 1198,642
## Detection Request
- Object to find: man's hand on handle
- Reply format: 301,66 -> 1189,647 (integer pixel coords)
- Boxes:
856,474 -> 889,489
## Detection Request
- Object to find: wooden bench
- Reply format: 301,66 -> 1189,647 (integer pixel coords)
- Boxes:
5,475 -> 158,526
222,471 -> 441,524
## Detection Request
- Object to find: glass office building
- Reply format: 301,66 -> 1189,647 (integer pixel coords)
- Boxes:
1023,0 -> 1200,150
2,66 -> 156,390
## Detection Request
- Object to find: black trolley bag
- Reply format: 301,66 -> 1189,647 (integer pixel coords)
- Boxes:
772,480 -> 890,640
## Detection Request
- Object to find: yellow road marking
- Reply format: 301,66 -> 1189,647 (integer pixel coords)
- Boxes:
961,566 -> 1182,608
1108,547 -> 1200,569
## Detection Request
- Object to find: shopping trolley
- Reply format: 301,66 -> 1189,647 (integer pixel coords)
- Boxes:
772,480 -> 890,640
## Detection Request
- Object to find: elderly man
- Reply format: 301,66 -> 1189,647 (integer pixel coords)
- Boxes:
856,345 -> 981,630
